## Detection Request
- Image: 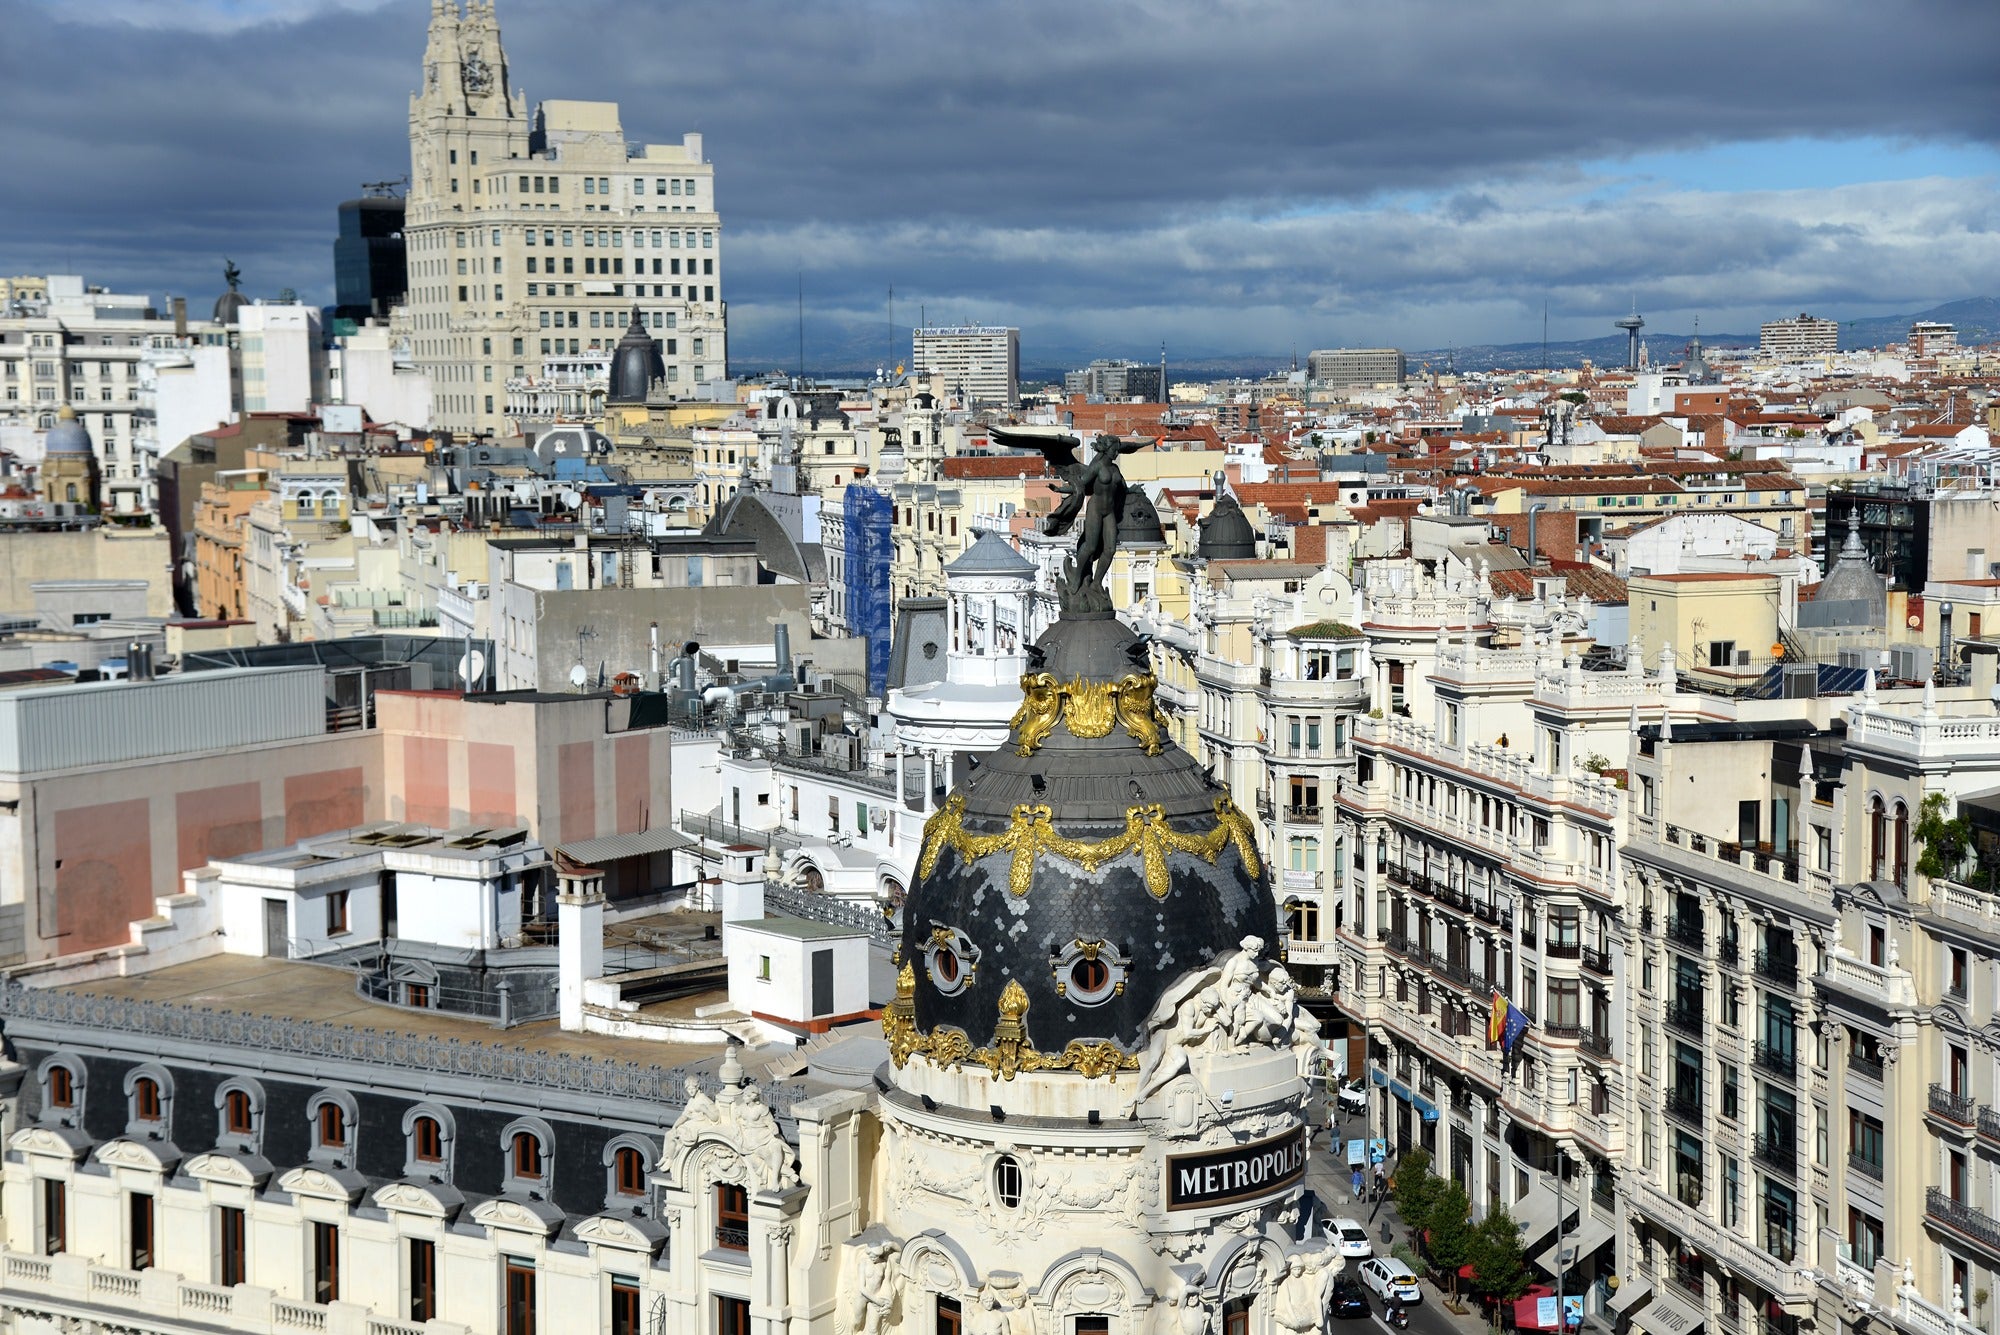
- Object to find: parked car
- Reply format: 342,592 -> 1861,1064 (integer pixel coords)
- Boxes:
1360,1258 -> 1422,1305
1327,1276 -> 1371,1319
1336,1078 -> 1368,1114
1324,1217 -> 1373,1259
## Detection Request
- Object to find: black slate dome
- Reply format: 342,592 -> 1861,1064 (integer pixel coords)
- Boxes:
607,306 -> 665,404
1197,492 -> 1257,560
898,609 -> 1276,1065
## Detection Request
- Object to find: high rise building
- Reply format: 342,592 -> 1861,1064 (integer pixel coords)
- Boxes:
1909,320 -> 1958,357
1306,347 -> 1405,389
403,0 -> 726,437
1063,358 -> 1162,402
911,325 -> 1018,406
332,193 -> 408,322
1759,313 -> 1839,360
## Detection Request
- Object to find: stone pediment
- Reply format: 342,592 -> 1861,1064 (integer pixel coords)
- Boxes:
279,1164 -> 369,1203
375,1179 -> 466,1220
9,1125 -> 89,1160
184,1151 -> 274,1188
575,1214 -> 668,1253
472,1194 -> 565,1237
95,1137 -> 182,1174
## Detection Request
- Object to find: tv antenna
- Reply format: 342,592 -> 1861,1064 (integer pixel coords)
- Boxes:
361,178 -> 409,198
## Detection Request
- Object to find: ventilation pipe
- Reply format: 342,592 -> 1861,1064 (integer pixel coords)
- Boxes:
1526,502 -> 1549,570
649,621 -> 661,691
773,621 -> 793,681
1941,602 -> 1955,671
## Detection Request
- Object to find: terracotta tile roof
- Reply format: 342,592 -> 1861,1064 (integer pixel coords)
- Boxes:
940,455 -> 1051,480
1633,571 -> 1775,584
1489,565 -> 1629,602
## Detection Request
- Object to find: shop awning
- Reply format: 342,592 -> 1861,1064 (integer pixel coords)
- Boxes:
1630,1292 -> 1704,1335
1535,1214 -> 1614,1275
1609,1282 -> 1653,1316
1510,1182 -> 1560,1247
558,827 -> 694,865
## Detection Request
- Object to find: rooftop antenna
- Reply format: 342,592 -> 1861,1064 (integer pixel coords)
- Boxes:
887,285 -> 895,377
796,267 -> 805,383
1542,299 -> 1549,372
1615,298 -> 1645,371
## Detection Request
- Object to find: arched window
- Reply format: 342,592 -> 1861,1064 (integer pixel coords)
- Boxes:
1893,801 -> 1911,888
500,1116 -> 555,1191
40,1057 -> 83,1125
215,1078 -> 265,1152
1868,796 -> 1886,881
401,1104 -> 457,1180
601,1134 -> 657,1211
64,484 -> 77,502
123,1065 -> 173,1137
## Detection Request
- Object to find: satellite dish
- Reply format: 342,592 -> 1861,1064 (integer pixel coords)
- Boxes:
561,489 -> 581,508
458,650 -> 486,685
570,663 -> 588,688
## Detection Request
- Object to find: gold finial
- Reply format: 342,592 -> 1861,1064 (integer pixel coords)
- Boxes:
56,405 -> 76,421
895,961 -> 916,997
998,978 -> 1029,1020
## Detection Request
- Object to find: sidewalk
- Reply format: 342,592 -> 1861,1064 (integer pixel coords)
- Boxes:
1304,1116 -> 1500,1335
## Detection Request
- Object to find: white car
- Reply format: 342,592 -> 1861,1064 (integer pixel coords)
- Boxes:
1335,1079 -> 1367,1114
1359,1258 -> 1422,1305
1324,1217 -> 1372,1259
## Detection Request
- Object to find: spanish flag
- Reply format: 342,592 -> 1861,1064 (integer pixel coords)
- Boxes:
1489,991 -> 1508,1046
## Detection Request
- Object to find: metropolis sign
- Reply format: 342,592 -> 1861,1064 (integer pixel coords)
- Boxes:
1165,1124 -> 1309,1211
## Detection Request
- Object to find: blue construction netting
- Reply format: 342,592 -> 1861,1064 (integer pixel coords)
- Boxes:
844,485 -> 894,694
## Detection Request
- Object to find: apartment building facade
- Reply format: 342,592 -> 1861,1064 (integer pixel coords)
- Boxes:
403,1 -> 726,437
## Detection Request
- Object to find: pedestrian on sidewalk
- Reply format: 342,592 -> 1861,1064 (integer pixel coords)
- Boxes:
1374,1164 -> 1387,1200
1351,1167 -> 1364,1202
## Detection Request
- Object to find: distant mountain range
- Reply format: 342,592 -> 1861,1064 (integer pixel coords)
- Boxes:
740,296 -> 1999,382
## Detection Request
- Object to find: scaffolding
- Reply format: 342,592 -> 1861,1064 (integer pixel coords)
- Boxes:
843,485 -> 894,694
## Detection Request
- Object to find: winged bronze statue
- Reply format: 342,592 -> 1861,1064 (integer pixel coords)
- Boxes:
988,424 -> 1151,612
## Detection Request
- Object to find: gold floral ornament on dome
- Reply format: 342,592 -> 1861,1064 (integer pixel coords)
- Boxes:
878,972 -> 1137,1080
917,792 -> 1262,900
1007,671 -> 1171,756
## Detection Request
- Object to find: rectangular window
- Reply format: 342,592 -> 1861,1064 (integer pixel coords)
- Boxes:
612,1279 -> 642,1335
130,1192 -> 154,1270
716,1182 -> 750,1251
41,1179 -> 65,1256
318,1101 -> 346,1148
410,1239 -> 437,1323
505,1259 -> 536,1335
937,1296 -> 963,1335
1850,1110 -> 1884,1172
719,1297 -> 751,1335
219,1206 -> 246,1286
313,1221 -> 339,1303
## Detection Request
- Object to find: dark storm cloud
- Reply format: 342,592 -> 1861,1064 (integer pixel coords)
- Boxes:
4,0 -> 1996,361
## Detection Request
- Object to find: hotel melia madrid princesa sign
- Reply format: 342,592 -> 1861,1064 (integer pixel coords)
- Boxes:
1166,1125 -> 1309,1210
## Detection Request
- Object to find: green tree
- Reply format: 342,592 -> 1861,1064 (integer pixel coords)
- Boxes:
1392,1147 -> 1441,1251
1428,1181 -> 1476,1300
1915,792 -> 1974,881
1467,1207 -> 1533,1309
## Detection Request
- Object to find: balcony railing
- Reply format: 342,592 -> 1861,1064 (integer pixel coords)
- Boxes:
1753,1132 -> 1796,1175
1753,1041 -> 1798,1080
1669,1262 -> 1706,1299
1667,918 -> 1706,950
1546,941 -> 1583,960
1848,1052 -> 1885,1084
1582,1030 -> 1613,1059
1286,805 -> 1323,822
1754,949 -> 1800,987
1717,937 -> 1741,967
1667,1002 -> 1705,1037
1980,1107 -> 2000,1143
1582,945 -> 1613,975
1927,1188 -> 2000,1258
1666,1089 -> 1705,1127
1930,1084 -> 1978,1125
1847,1151 -> 1883,1182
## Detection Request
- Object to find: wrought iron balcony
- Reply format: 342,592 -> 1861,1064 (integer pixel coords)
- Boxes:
1930,1084 -> 1978,1125
1927,1187 -> 2000,1259
1545,940 -> 1583,960
1667,917 -> 1706,950
1848,1052 -> 1884,1084
1666,1088 -> 1706,1127
1582,944 -> 1613,975
1582,1030 -> 1613,1059
1754,948 -> 1800,987
1667,1001 -> 1705,1037
1847,1151 -> 1883,1182
1753,1132 -> 1795,1175
1752,1041 -> 1797,1080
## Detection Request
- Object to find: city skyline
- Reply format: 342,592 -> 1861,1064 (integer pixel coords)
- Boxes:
3,0 -> 1998,367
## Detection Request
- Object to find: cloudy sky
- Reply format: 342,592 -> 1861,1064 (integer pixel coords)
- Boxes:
5,0 -> 1998,368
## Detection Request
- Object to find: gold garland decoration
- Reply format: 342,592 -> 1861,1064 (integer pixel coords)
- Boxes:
916,792 -> 1262,899
1009,671 -> 1171,756
881,971 -> 1138,1080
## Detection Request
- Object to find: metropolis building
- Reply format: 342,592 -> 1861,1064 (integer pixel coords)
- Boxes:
401,1 -> 727,437
0,440 -> 1341,1335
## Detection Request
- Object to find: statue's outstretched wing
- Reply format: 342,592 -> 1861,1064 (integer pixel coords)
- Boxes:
989,424 -> 1082,470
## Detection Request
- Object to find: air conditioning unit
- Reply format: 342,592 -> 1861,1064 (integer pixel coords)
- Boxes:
1836,649 -> 1873,671
1888,644 -> 1933,681
1736,649 -> 1751,667
1781,665 -> 1819,699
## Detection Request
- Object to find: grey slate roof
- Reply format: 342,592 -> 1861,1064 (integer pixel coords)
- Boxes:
944,529 -> 1034,578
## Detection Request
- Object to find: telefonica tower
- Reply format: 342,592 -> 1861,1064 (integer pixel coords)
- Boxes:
403,0 -> 727,437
